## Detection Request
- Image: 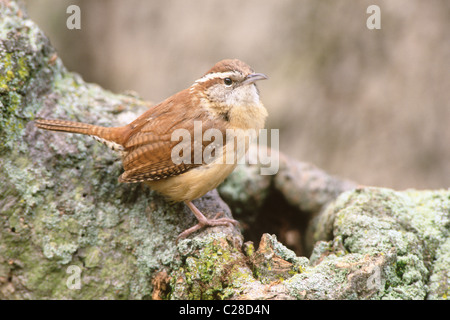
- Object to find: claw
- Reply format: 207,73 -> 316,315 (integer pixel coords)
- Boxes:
176,201 -> 239,240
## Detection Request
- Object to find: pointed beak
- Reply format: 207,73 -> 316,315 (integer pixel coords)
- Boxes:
242,73 -> 268,85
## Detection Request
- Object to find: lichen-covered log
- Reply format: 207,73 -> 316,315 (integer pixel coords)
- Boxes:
1,1 -> 448,300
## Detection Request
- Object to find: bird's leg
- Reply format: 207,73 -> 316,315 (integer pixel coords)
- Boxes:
177,200 -> 239,240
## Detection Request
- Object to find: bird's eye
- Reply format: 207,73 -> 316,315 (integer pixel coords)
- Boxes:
223,78 -> 233,86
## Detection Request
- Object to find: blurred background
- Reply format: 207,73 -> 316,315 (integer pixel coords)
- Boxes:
24,0 -> 450,190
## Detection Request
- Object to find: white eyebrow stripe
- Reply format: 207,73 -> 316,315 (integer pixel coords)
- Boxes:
195,71 -> 239,83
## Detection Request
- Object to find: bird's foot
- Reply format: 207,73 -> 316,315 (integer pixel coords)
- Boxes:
177,203 -> 239,241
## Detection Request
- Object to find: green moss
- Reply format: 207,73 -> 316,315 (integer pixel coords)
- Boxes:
395,259 -> 407,278
170,235 -> 251,300
0,53 -> 14,90
183,240 -> 232,299
0,50 -> 34,151
0,53 -> 30,93
243,242 -> 255,257
17,56 -> 30,81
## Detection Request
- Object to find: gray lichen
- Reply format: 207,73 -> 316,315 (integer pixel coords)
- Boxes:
302,187 -> 449,299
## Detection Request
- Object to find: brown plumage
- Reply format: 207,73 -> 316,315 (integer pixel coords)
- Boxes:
35,59 -> 268,239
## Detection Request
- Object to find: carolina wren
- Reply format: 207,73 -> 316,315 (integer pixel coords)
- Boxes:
35,59 -> 268,239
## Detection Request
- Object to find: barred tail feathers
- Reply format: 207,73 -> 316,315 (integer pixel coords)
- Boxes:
34,119 -> 127,150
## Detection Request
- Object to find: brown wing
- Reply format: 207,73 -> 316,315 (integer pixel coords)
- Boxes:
118,89 -> 229,183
